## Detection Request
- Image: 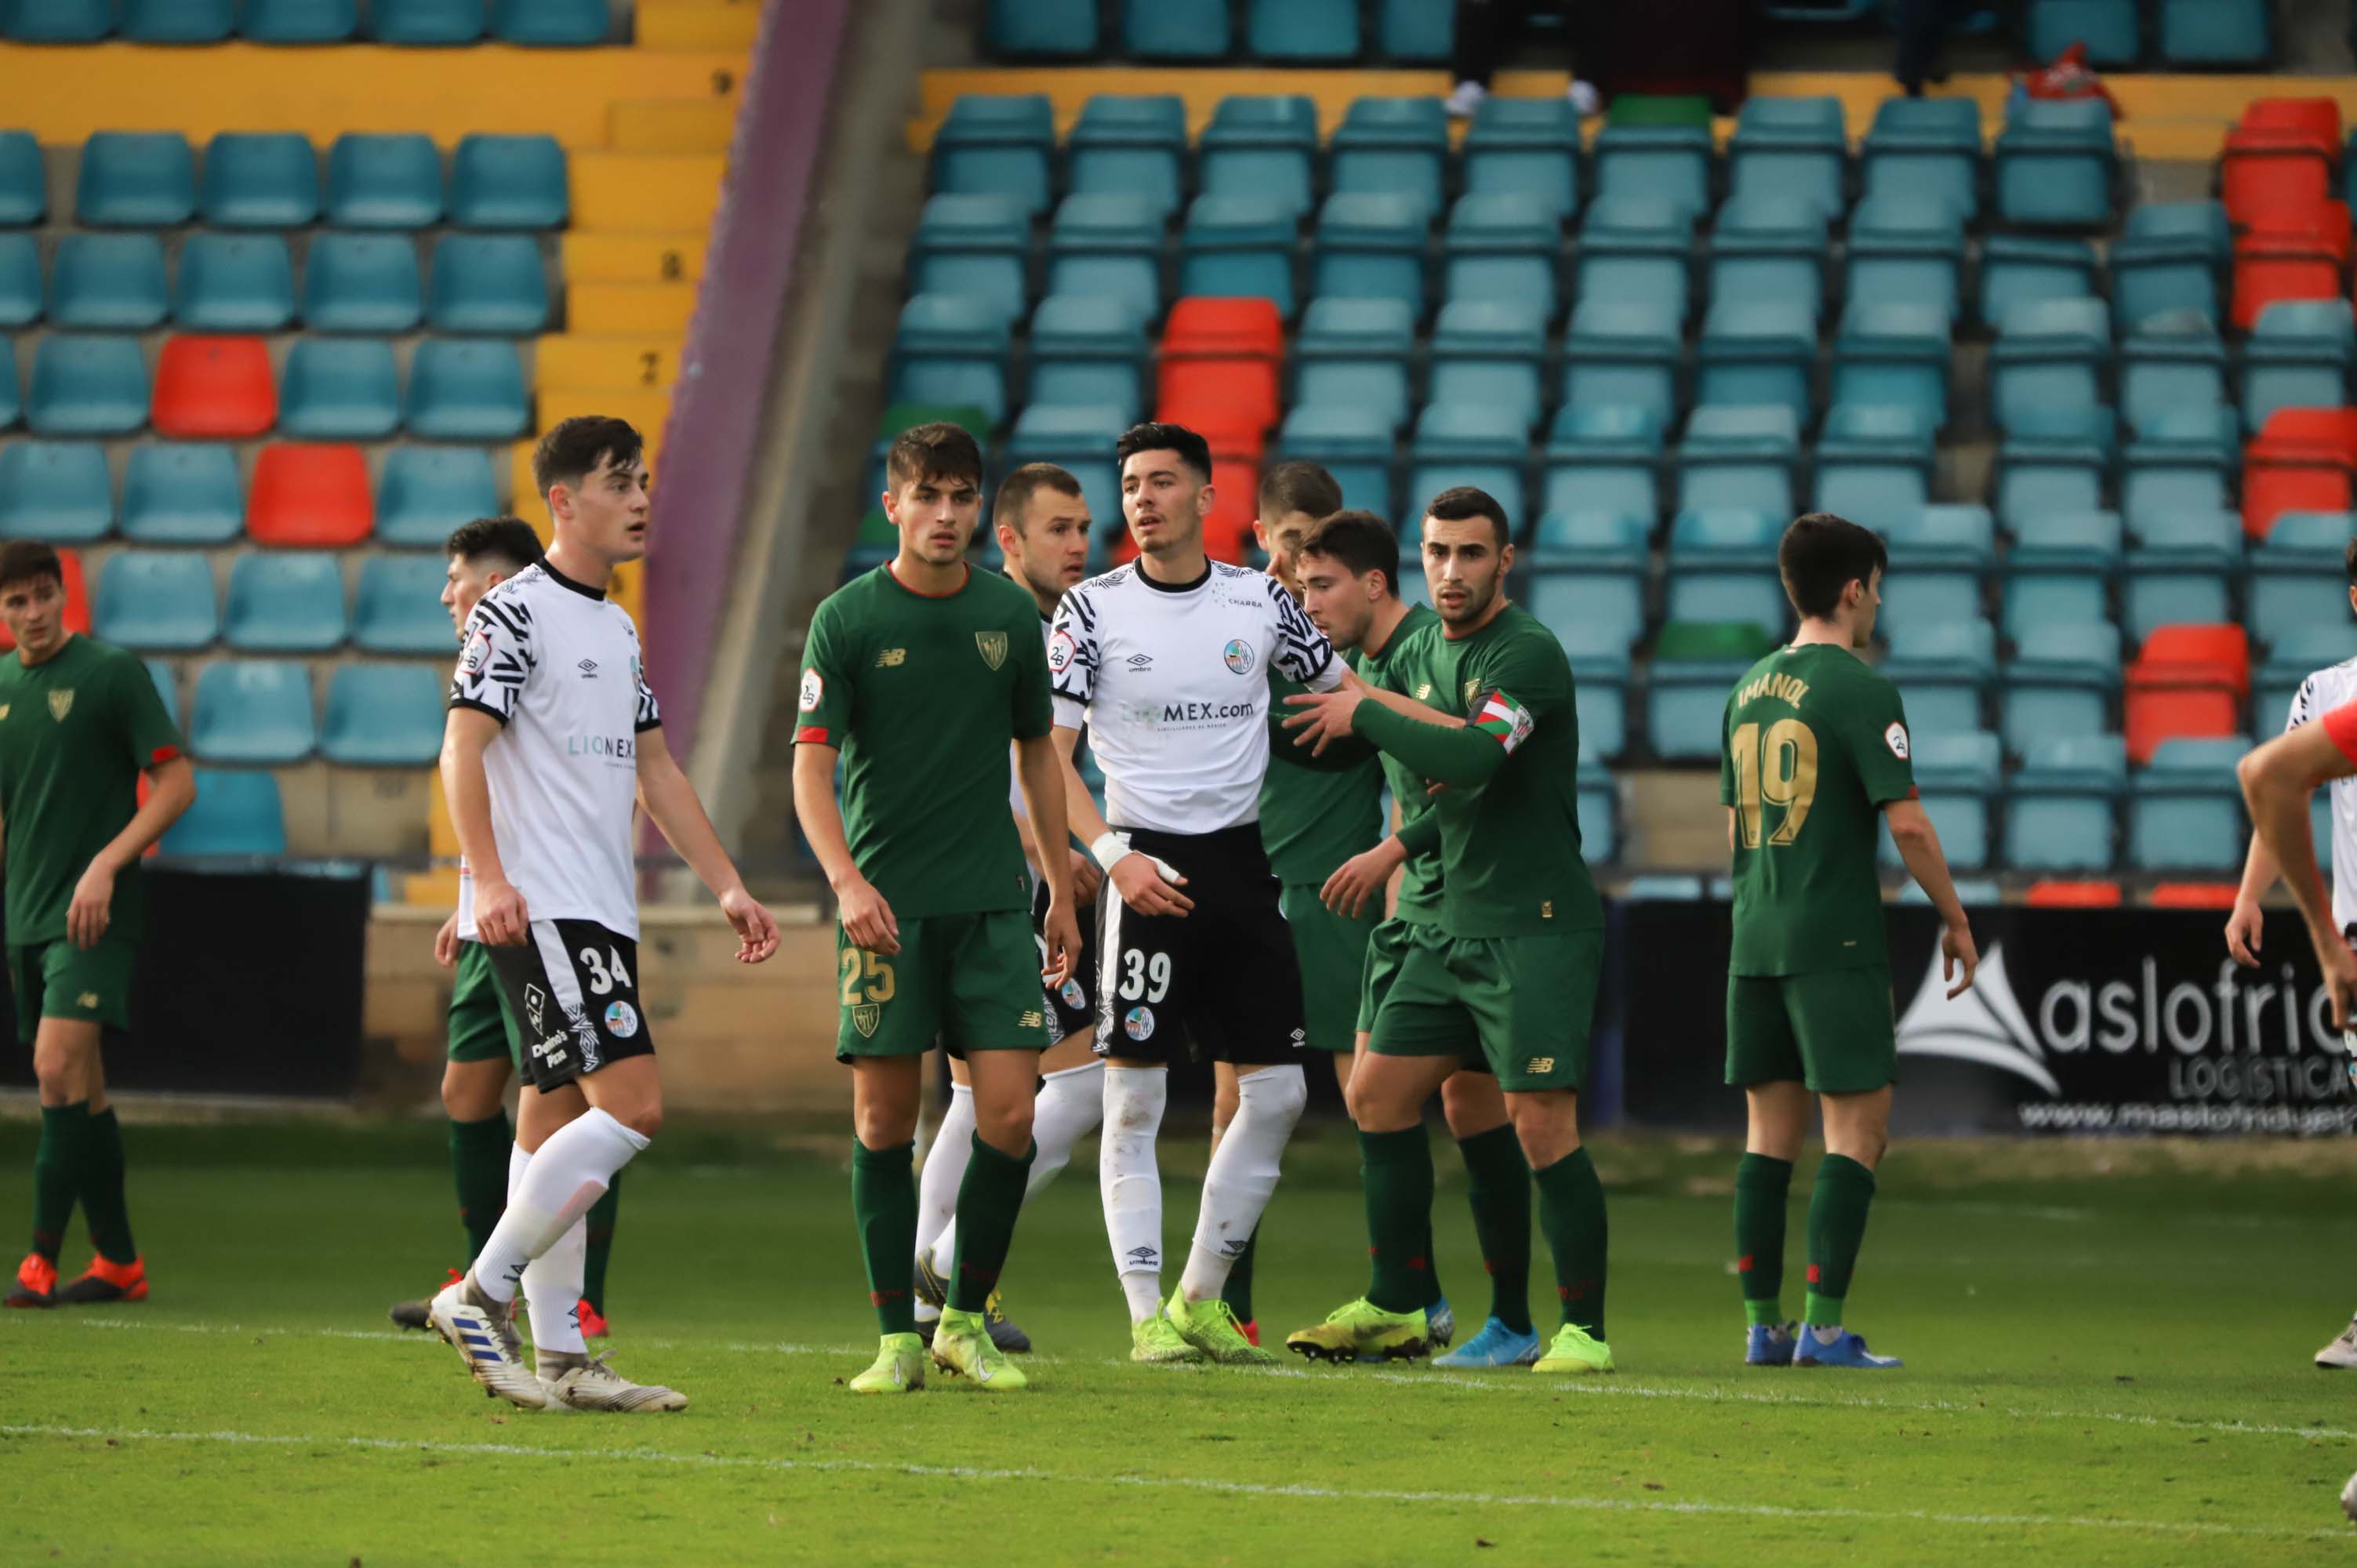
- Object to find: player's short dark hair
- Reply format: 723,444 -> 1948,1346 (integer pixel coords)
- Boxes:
1115,421 -> 1212,485
1779,511 -> 1890,619
994,463 -> 1084,535
0,540 -> 64,596
1258,461 -> 1342,524
1298,510 -> 1400,598
445,517 -> 546,574
2344,534 -> 2357,587
532,415 -> 645,499
886,421 -> 984,493
1422,486 -> 1511,550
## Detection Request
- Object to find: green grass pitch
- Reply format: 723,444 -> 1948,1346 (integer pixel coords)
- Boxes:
4,1117 -> 2355,1565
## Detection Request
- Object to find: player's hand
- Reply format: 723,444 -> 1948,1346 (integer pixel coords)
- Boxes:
719,885 -> 780,964
1110,851 -> 1193,917
838,873 -> 900,956
1282,688 -> 1364,757
1040,895 -> 1082,989
2224,898 -> 2265,967
66,860 -> 114,949
2318,932 -> 2357,1032
1322,840 -> 1404,920
433,910 -> 461,967
475,877 -> 530,947
1940,918 -> 1979,1000
1067,846 -> 1104,907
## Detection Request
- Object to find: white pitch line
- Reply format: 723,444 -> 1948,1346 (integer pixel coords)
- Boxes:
0,1422 -> 2332,1544
56,1316 -> 872,1358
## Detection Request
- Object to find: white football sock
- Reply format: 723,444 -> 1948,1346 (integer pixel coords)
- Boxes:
523,1217 -> 588,1356
1178,1065 -> 1306,1302
1101,1064 -> 1168,1323
914,1081 -> 976,1269
470,1108 -> 647,1306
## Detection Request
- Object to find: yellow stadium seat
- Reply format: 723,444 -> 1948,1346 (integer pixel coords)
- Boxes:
562,232 -> 709,286
567,283 -> 699,336
570,153 -> 724,232
533,335 -> 684,394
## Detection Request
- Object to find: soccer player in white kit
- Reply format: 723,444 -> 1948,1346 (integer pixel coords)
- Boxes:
427,416 -> 781,1411
2225,540 -> 2357,1368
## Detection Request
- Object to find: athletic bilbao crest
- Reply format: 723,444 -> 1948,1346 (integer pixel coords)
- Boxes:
46,688 -> 73,721
852,1002 -> 881,1039
975,630 -> 1008,670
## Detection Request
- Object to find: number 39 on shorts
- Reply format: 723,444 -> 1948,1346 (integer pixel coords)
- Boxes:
1118,949 -> 1171,1003
839,949 -> 896,1006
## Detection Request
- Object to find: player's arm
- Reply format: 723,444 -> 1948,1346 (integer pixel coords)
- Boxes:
1057,724 -> 1192,917
2229,681 -> 2315,965
441,706 -> 525,946
790,739 -> 898,956
1883,798 -> 1977,1000
1015,731 -> 1080,988
1322,804 -> 1440,918
634,725 -> 778,964
2239,711 -> 2357,1022
67,754 -> 193,949
1266,676 -> 1375,768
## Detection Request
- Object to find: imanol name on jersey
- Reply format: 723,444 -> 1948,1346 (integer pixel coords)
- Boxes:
1736,673 -> 1811,710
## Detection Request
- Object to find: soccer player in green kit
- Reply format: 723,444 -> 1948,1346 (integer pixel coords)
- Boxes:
1282,488 -> 1613,1375
793,423 -> 1082,1394
0,541 -> 194,1308
1721,513 -> 1977,1370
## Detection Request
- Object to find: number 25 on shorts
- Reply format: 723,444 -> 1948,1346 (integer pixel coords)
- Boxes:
839,949 -> 896,1006
1731,719 -> 1819,848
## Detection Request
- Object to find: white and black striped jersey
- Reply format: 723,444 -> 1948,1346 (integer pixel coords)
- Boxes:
449,561 -> 660,940
2286,655 -> 2357,931
1049,558 -> 1340,834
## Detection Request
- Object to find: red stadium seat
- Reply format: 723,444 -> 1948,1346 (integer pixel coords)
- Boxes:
1205,444 -> 1261,564
0,547 -> 88,652
2240,98 -> 2342,143
247,442 -> 372,546
1158,296 -> 1284,437
2243,407 -> 2357,537
2219,125 -> 2338,230
2148,882 -> 2239,909
2230,209 -> 2348,330
151,334 -> 276,437
2026,880 -> 2124,908
2125,623 -> 2249,763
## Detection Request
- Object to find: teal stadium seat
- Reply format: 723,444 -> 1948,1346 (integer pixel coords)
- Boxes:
278,337 -> 400,438
200,133 -> 321,227
1560,621 -> 1632,760
0,441 -> 111,542
2130,736 -> 2250,870
1707,198 -> 1829,324
931,96 -> 1053,219
1249,0 -> 1357,60
190,660 -> 315,764
240,0 -> 359,42
2123,506 -> 2242,642
122,0 -> 234,42
1879,731 -> 2000,873
27,334 -> 148,434
1881,503 -> 1994,626
1293,296 -> 1416,432
223,553 -> 347,652
1560,303 -> 1681,430
1198,96 -> 1317,221
2248,511 -> 2354,652
1330,97 -> 1448,220
1646,620 -> 1779,762
1462,96 -> 1578,221
1539,403 -> 1661,528
0,132 -> 43,225
2027,0 -> 2141,65
1407,403 -> 1527,532
1180,194 -> 1297,318
0,232 -> 39,326
1844,195 -> 1965,321
1,0 -> 108,40
74,132 -> 195,227
1829,303 -> 1952,430
1576,753 -> 1618,862
1727,96 -> 1846,223
120,442 -> 242,543
325,133 -> 443,228
1695,299 -> 1816,428
1996,406 -> 2116,534
1882,617 -> 1996,738
2119,311 -> 2226,435
2242,300 -> 2353,435
1124,0 -> 1230,59
491,0 -> 611,45
2006,734 -> 2127,876
302,232 -> 424,332
2122,406 -> 2239,530
144,658 -> 179,727
2158,0 -> 2269,64
1444,193 -> 1559,320
910,193 -> 1030,326
2258,623 -> 2354,728
0,339 -> 16,427
159,768 -> 285,857
1525,511 -> 1648,649
1990,296 -> 2111,434
986,0 -> 1101,57
1861,97 -> 1980,220
428,234 -> 550,333
2002,510 -> 2122,644
1574,196 -> 1692,321
1665,508 -> 1785,632
1274,403 -> 1395,516
1677,405 -> 1800,517
1812,405 -> 1935,531
1047,192 -> 1164,325
1591,122 -> 1711,223
95,550 -> 218,651
369,0 -> 485,44
1029,293 -> 1149,426
2110,201 -> 2228,336
449,134 -> 567,229
405,339 -> 528,439
321,664 -> 447,764
353,554 -> 460,652
889,293 -> 1011,427
1994,96 -> 2116,228
48,234 -> 168,329
1378,0 -> 1452,60
376,445 -> 498,547
1426,298 -> 1546,433
174,234 -> 296,331
1978,235 -> 2097,330
1067,97 -> 1185,218
1006,404 -> 1127,532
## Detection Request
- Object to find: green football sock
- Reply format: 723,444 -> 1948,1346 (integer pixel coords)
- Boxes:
1418,1209 -> 1445,1310
582,1168 -> 622,1316
1360,1126 -> 1434,1316
449,1113 -> 512,1264
80,1108 -> 136,1265
851,1139 -> 918,1335
31,1102 -> 88,1263
1734,1152 -> 1794,1328
1219,1225 -> 1257,1321
1532,1145 -> 1608,1339
1457,1124 -> 1532,1335
947,1133 -> 1035,1314
1804,1153 -> 1877,1328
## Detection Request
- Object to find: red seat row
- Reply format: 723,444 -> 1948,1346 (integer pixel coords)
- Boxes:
152,336 -> 278,439
2244,406 -> 2357,537
1110,297 -> 1284,567
2124,623 -> 2249,764
2223,99 -> 2356,329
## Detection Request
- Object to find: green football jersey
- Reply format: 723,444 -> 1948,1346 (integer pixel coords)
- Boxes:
1719,642 -> 1916,977
796,563 -> 1054,920
0,634 -> 185,946
1353,602 -> 1446,925
1353,603 -> 1603,939
1259,668 -> 1383,885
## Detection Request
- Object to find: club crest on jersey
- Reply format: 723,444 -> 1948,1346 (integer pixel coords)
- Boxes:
852,1002 -> 882,1039
1124,1006 -> 1156,1040
975,630 -> 1008,670
604,1000 -> 640,1039
1463,678 -> 1482,708
47,689 -> 73,721
797,669 -> 823,713
1222,639 -> 1254,676
1061,977 -> 1086,1010
0,705 -> 9,721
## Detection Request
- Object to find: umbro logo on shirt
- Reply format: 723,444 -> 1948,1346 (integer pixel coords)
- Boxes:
1125,653 -> 1153,670
577,659 -> 598,678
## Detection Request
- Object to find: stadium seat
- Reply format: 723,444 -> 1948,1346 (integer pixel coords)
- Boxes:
1313,193 -> 1429,317
1978,236 -> 2097,331
158,768 -> 285,858
247,442 -> 372,546
2125,622 -> 2249,762
1538,403 -> 1662,531
301,232 -> 424,332
1646,620 -> 1780,761
1561,625 -> 1632,761
2003,508 -> 2121,641
223,552 -> 347,652
369,0 -> 484,42
986,0 -> 1101,56
1843,196 -> 1966,322
325,132 -> 442,228
1007,402 -> 1128,530
1124,0 -> 1231,58
241,0 -> 358,42
1880,731 -> 2000,873
1694,300 -> 1816,429
94,550 -> 218,651
1706,198 -> 1829,324
1880,503 -> 1992,626
1443,193 -> 1558,320
143,658 -> 180,729
1198,96 -> 1317,222
2129,736 -> 2249,870
1727,95 -> 1846,223
1828,303 -> 1952,431
2124,506 -> 2241,641
2241,299 -> 2352,435
1882,618 -> 1996,739
376,445 -> 497,548
2247,510 -> 2354,652
74,132 -> 195,227
276,337 -> 394,439
0,339 -> 16,429
2245,406 -> 2357,539
1292,296 -> 1415,432
889,293 -> 1012,428
1525,511 -> 1648,648
190,659 -> 315,764
2006,734 -> 2126,870
1861,97 -> 1980,220
2259,622 -> 2355,734
1591,122 -> 1711,224
427,234 -> 550,334
1560,301 -> 1681,430
931,95 -> 1052,219
1994,96 -> 2116,227
171,234 -> 296,335
1029,294 -> 1149,426
28,334 -> 148,435
405,339 -> 528,440
1996,406 -> 2117,533
1046,193 -> 1164,325
1812,405 -> 1935,531
1676,405 -> 1800,518
120,441 -> 243,544
1576,753 -> 1619,862
1408,403 -> 1527,532
1427,299 -> 1548,433
2,0 -> 111,38
351,554 -> 459,653
1249,0 -> 1356,59
909,193 -> 1030,327
1180,196 -> 1298,319
1462,96 -> 1579,220
2025,0 -> 2141,65
2232,212 -> 2348,332
1991,296 -> 2112,435
47,233 -> 168,329
0,232 -> 34,326
2003,620 -> 2121,757
2123,405 -> 2239,528
449,134 -> 567,230
199,132 -> 319,228
0,132 -> 38,227
1665,509 -> 1785,631
1574,196 -> 1692,323
2109,203 -> 2228,336
1274,403 -> 1395,517
1159,297 -> 1283,435
321,663 -> 446,765
2159,0 -> 2269,64
1066,96 -> 1184,218
1330,97 -> 1448,221
0,441 -> 111,542
490,0 -> 609,45
2119,312 -> 2227,437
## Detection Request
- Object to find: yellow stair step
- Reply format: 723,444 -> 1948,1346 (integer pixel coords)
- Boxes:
562,232 -> 708,286
536,390 -> 674,454
571,153 -> 725,233
610,97 -> 739,154
534,335 -> 685,394
638,1 -> 762,52
567,282 -> 700,336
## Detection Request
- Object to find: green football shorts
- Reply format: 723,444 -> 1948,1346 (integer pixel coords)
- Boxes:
835,909 -> 1051,1062
8,935 -> 135,1044
447,940 -> 522,1068
1724,965 -> 1897,1094
1282,883 -> 1379,1053
1367,923 -> 1602,1093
